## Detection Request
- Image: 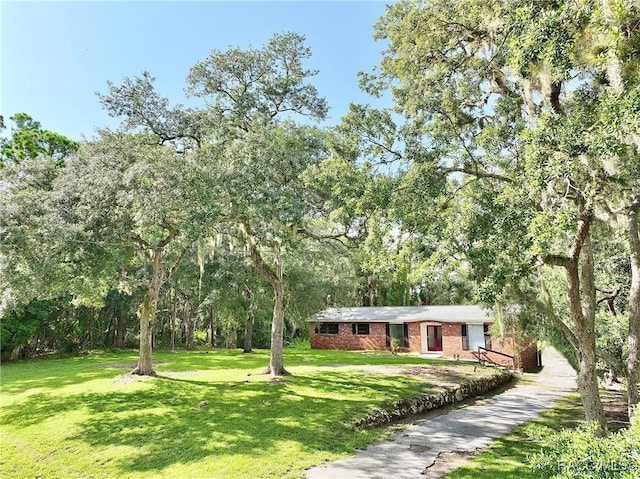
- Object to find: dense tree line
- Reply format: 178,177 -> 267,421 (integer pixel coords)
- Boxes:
1,1 -> 639,438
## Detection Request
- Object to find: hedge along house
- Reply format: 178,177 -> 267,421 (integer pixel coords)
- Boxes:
308,305 -> 540,371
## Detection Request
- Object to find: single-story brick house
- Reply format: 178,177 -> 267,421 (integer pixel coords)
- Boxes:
308,305 -> 540,371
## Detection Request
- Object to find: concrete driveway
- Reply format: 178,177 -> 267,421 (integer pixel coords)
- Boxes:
305,347 -> 577,479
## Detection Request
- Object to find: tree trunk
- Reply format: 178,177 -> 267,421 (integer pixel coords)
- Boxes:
363,275 -> 377,306
575,325 -> 606,432
103,312 -> 115,347
184,302 -> 195,349
267,279 -> 287,375
573,236 -> 607,435
225,330 -> 236,349
131,248 -> 163,376
545,215 -> 607,435
240,221 -> 289,376
170,288 -> 176,352
133,292 -> 156,375
129,227 -> 185,374
114,314 -> 126,348
628,193 -> 640,423
243,311 -> 254,353
243,283 -> 253,353
210,307 -> 216,348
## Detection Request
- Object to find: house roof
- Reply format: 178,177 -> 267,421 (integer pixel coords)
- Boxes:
308,305 -> 491,325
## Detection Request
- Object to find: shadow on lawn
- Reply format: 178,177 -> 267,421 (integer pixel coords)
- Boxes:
0,348 -> 438,398
0,354 -> 139,396
152,349 -> 271,373
2,368 -> 421,475
152,348 -> 441,372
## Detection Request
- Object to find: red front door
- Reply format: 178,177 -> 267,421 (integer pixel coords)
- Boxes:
427,325 -> 443,351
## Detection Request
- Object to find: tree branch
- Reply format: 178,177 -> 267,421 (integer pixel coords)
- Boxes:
543,254 -> 572,268
130,233 -> 150,250
295,227 -> 351,245
168,246 -> 190,277
115,272 -> 149,289
596,286 -> 621,316
157,220 -> 180,248
238,220 -> 279,289
511,286 -> 579,351
441,166 -> 514,184
549,81 -> 564,116
570,211 -> 593,261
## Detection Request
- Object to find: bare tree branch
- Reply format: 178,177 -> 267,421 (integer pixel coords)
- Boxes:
596,286 -> 621,316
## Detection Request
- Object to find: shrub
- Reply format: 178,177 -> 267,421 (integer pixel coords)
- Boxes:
285,338 -> 310,350
529,421 -> 640,478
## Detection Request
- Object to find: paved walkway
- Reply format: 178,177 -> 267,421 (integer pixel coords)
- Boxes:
305,347 -> 577,479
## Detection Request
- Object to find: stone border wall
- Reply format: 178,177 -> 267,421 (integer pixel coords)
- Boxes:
354,372 -> 515,428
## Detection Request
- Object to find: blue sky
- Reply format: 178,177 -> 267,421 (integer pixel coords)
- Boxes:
1,1 -> 391,141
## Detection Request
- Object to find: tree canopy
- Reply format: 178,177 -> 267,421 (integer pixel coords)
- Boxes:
1,113 -> 79,167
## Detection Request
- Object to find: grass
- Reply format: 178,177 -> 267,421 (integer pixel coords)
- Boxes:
0,347 -> 495,479
443,389 -> 629,479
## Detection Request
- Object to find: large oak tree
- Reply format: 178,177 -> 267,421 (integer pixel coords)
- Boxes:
1,130 -> 213,375
100,32 -> 328,376
357,0 -> 640,432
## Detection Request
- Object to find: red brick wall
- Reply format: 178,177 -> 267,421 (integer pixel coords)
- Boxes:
442,322 -> 466,358
518,343 -> 540,371
487,337 -> 516,366
442,322 -> 508,361
309,322 -> 388,350
486,337 -> 539,371
407,322 -> 422,353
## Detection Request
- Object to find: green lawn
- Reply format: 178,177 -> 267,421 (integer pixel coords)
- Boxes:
1,348 -> 491,479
